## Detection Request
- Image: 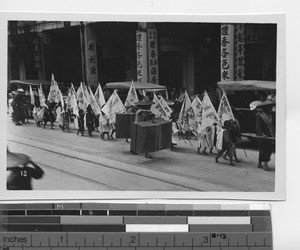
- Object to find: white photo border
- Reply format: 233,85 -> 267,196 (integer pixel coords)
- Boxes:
0,12 -> 286,201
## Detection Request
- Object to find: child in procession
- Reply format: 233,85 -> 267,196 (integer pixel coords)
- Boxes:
99,113 -> 110,140
32,101 -> 43,127
85,105 -> 95,137
77,107 -> 85,136
55,101 -> 65,131
209,122 -> 220,154
197,126 -> 209,155
215,120 -> 235,166
223,119 -> 241,163
42,100 -> 55,129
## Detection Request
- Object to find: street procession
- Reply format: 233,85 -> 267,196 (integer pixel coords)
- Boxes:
6,21 -> 277,191
8,76 -> 276,161
7,75 -> 276,190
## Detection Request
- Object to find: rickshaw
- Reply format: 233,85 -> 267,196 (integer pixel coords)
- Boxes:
8,80 -> 51,120
8,79 -> 67,96
217,80 -> 276,142
105,81 -> 169,103
8,79 -> 67,121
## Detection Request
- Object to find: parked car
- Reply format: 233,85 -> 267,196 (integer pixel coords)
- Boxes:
217,80 -> 276,142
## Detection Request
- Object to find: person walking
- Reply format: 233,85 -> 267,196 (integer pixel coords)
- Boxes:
32,101 -> 43,127
77,108 -> 85,136
215,120 -> 235,166
7,92 -> 14,118
85,105 -> 95,137
11,88 -> 25,126
255,100 -> 276,171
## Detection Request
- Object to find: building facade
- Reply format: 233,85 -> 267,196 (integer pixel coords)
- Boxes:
8,21 -> 277,94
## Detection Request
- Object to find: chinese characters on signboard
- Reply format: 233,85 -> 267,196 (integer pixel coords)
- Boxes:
245,24 -> 272,44
220,24 -> 234,81
136,30 -> 148,82
33,36 -> 41,69
235,24 -> 245,80
86,40 -> 98,84
160,37 -> 190,52
147,29 -> 159,84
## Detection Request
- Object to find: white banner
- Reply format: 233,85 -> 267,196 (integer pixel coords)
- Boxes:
221,24 -> 235,81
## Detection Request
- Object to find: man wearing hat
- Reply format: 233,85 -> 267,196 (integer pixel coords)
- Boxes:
255,99 -> 276,171
11,88 -> 25,126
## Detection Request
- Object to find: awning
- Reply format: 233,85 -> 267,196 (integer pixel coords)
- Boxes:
217,80 -> 276,91
106,81 -> 166,90
9,79 -> 51,86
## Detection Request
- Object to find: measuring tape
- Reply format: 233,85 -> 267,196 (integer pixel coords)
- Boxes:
0,203 -> 272,249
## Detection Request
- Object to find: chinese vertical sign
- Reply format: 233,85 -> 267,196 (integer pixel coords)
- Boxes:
147,29 -> 159,84
220,24 -> 234,81
136,30 -> 148,82
32,35 -> 42,69
86,40 -> 98,85
235,24 -> 245,80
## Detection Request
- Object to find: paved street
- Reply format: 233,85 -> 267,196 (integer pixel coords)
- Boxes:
7,117 -> 275,191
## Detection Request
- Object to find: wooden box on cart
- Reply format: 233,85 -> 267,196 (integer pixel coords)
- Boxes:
130,119 -> 172,154
115,113 -> 136,139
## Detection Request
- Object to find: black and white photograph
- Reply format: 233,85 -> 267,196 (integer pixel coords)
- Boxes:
2,14 -> 285,198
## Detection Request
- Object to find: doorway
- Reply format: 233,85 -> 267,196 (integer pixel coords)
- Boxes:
159,52 -> 183,89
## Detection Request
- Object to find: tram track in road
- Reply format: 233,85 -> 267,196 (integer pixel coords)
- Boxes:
9,139 -> 203,191
37,161 -> 122,190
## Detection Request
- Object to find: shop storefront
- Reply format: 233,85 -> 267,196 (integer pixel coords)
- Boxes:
8,21 -> 276,96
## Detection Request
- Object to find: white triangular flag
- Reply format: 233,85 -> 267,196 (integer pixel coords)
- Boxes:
200,91 -> 219,131
94,83 -> 106,108
88,86 -> 101,116
101,90 -> 125,124
29,85 -> 35,105
217,91 -> 235,124
191,96 -> 202,123
177,92 -> 198,135
150,94 -> 169,120
38,84 -> 45,107
159,95 -> 172,119
47,73 -> 60,103
124,81 -> 139,107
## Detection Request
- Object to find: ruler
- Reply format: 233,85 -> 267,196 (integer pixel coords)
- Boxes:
0,203 -> 272,249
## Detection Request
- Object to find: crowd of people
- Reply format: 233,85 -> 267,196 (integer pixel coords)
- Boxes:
7,83 -> 276,171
